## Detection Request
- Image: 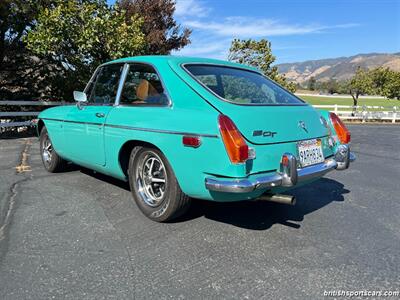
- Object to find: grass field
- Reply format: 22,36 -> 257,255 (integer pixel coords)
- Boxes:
299,95 -> 400,107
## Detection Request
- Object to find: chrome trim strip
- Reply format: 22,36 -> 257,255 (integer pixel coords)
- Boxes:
41,118 -> 62,122
41,118 -> 103,126
105,123 -> 219,138
76,103 -> 114,107
117,103 -> 171,108
83,66 -> 101,94
205,158 -> 338,193
244,135 -> 329,146
40,118 -> 218,137
115,63 -> 130,106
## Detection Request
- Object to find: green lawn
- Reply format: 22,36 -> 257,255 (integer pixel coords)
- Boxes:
299,95 -> 400,107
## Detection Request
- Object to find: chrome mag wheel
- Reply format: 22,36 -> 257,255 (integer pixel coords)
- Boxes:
39,127 -> 66,173
128,146 -> 191,222
136,152 -> 167,207
42,135 -> 53,166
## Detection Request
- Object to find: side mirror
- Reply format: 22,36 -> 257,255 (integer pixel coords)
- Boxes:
73,91 -> 87,103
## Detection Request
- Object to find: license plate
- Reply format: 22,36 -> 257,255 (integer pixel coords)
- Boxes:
297,139 -> 324,167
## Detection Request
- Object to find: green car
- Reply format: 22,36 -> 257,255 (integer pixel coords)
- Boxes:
37,56 -> 355,222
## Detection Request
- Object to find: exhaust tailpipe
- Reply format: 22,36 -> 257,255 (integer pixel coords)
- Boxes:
258,194 -> 296,206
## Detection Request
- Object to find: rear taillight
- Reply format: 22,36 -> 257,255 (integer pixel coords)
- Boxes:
218,115 -> 249,164
329,112 -> 351,144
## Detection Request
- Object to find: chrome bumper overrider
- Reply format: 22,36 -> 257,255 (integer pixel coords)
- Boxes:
205,145 -> 356,194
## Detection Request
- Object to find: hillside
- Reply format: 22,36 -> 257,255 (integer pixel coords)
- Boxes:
277,53 -> 400,84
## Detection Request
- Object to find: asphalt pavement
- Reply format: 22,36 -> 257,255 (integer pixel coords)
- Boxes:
0,125 -> 399,299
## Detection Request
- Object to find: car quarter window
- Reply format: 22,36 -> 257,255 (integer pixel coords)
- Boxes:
119,64 -> 169,106
87,64 -> 124,105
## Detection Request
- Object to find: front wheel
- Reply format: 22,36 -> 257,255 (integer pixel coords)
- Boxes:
128,146 -> 191,222
39,127 -> 67,173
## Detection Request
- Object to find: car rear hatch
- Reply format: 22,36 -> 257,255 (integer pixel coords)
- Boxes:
215,104 -> 326,145
213,103 -> 332,173
168,59 -> 333,173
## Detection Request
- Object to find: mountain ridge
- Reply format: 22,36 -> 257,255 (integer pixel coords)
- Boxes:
277,53 -> 400,84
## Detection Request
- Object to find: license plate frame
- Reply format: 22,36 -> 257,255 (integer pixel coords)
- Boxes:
297,139 -> 324,168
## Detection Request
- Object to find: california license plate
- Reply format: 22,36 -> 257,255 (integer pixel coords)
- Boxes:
297,139 -> 324,167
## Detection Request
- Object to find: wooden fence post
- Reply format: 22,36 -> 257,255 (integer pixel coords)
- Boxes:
393,106 -> 397,124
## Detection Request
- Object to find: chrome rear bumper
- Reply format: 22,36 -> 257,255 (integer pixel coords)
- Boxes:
205,145 -> 356,194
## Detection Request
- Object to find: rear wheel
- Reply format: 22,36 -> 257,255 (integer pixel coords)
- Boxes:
40,127 -> 67,173
128,146 -> 191,222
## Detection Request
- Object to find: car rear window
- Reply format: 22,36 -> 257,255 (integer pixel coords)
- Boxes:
184,64 -> 305,105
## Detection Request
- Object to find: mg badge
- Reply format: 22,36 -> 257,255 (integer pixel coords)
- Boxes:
298,120 -> 308,133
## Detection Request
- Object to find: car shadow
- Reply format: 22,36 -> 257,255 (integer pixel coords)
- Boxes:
79,167 -> 131,191
177,178 -> 350,230
70,165 -> 349,231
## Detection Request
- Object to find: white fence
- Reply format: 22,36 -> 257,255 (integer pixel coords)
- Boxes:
313,104 -> 399,123
295,93 -> 387,99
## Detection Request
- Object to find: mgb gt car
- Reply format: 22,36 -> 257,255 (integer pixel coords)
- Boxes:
37,56 -> 355,222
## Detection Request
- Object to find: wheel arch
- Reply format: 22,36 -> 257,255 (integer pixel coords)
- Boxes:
37,119 -> 45,136
118,140 -> 163,178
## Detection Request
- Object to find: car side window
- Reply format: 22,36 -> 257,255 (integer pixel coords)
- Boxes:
87,64 -> 123,105
119,64 -> 168,106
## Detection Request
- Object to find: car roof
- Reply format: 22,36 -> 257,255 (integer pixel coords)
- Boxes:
104,55 -> 259,72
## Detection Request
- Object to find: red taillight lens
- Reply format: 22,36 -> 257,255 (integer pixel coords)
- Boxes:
182,136 -> 201,148
218,115 -> 249,163
329,112 -> 351,144
281,155 -> 289,167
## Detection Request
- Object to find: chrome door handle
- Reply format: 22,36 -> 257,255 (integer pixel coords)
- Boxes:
95,113 -> 105,118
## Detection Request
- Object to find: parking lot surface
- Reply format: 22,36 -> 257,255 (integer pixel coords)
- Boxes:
0,125 -> 399,299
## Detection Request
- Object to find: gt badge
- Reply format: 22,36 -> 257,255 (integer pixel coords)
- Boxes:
253,130 -> 277,138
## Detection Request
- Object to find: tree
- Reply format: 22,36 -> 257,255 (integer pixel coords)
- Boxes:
1,0 -> 191,101
383,71 -> 400,100
0,0 -> 45,66
307,77 -> 316,91
345,67 -> 373,114
0,0 -> 58,100
326,79 -> 339,94
117,0 -> 191,54
24,0 -> 146,100
369,67 -> 391,95
228,39 -> 296,92
370,67 -> 400,100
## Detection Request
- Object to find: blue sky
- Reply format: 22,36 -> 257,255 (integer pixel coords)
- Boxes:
110,0 -> 400,63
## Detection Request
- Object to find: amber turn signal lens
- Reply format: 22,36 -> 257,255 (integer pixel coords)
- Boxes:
329,112 -> 351,144
218,115 -> 249,163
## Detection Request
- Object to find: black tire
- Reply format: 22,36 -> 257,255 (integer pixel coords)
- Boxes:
39,127 -> 67,173
128,146 -> 191,222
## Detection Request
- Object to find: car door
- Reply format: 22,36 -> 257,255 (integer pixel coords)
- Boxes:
64,63 -> 125,166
